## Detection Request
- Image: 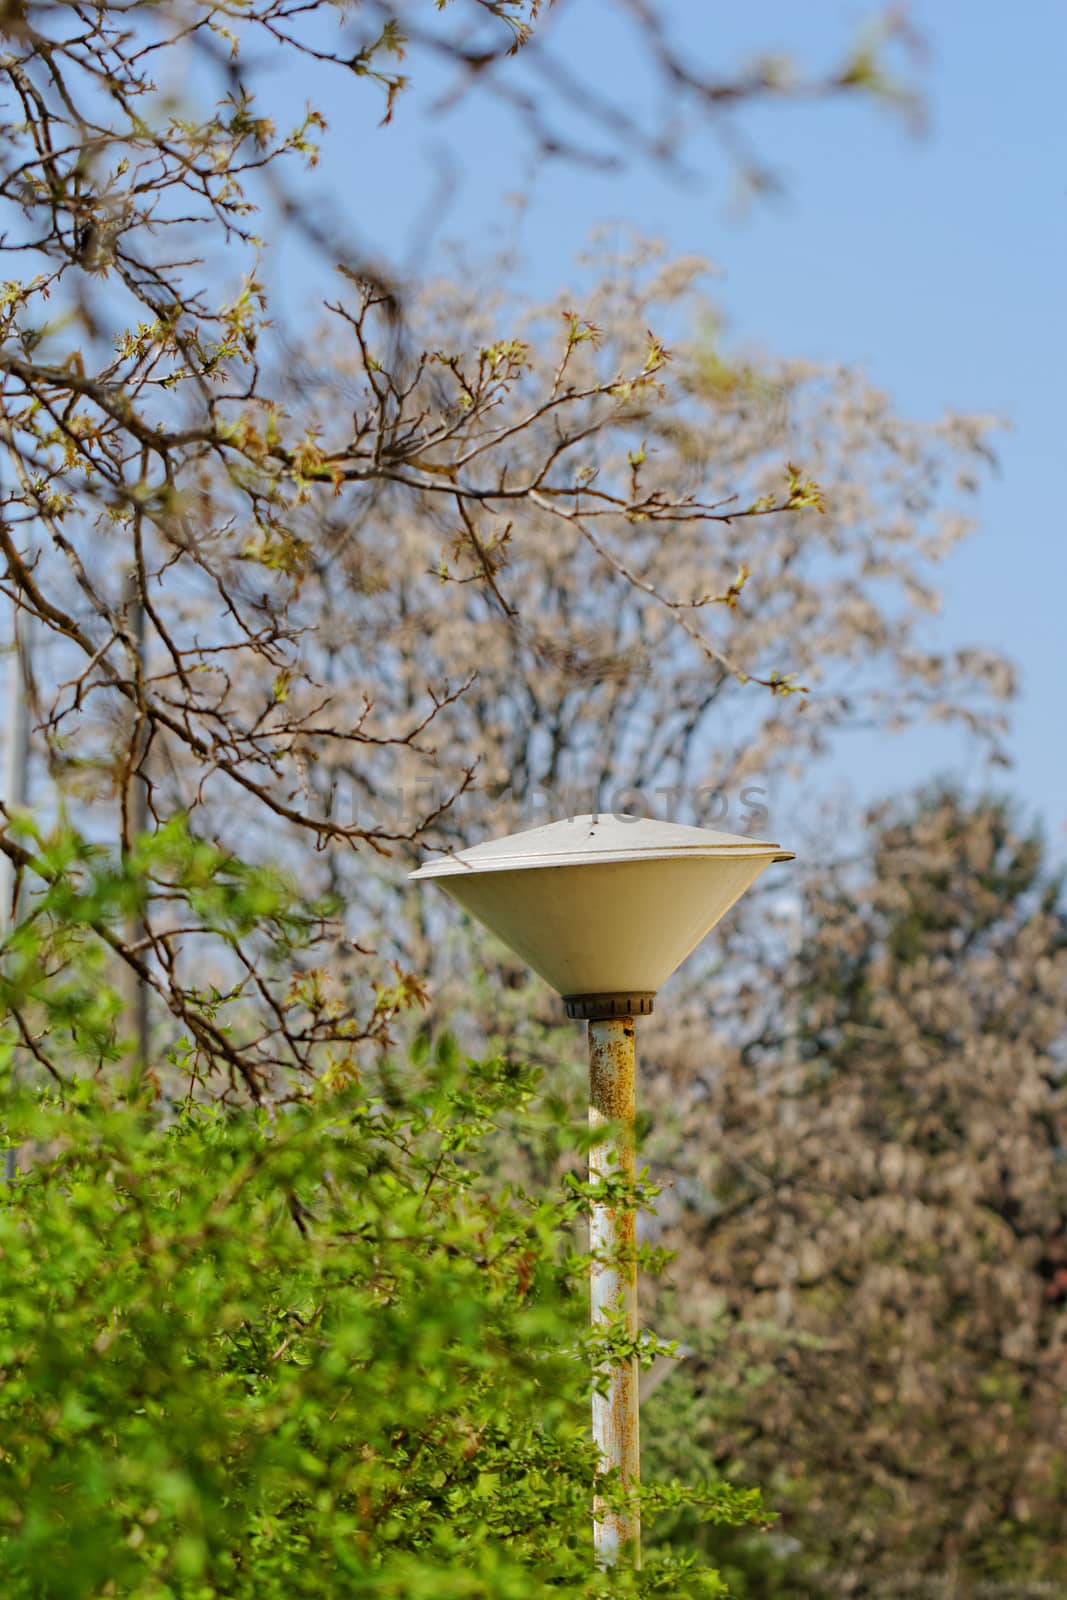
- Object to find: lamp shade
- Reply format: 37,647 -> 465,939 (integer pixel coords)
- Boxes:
410,814 -> 792,1003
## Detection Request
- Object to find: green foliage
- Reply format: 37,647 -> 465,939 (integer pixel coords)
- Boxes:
642,1353 -> 804,1600
0,840 -> 767,1598
0,1062 -> 568,1596
0,1061 -> 762,1597
0,814 -> 407,1093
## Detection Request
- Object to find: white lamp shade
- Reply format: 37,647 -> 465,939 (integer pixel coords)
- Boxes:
411,814 -> 792,1000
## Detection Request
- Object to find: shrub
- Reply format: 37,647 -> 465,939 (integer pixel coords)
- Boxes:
0,1047 -> 762,1598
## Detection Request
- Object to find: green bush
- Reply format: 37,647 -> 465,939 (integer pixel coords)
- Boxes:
0,1055 -> 765,1598
0,826 -> 765,1595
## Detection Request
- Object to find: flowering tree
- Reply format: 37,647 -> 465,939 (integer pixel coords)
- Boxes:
0,0 -> 928,1093
641,790 -> 1067,1595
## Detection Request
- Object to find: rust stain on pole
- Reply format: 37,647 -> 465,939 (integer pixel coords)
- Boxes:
588,1014 -> 640,1568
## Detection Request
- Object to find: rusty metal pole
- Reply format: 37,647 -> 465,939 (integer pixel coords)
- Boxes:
588,1014 -> 640,1567
410,816 -> 793,1573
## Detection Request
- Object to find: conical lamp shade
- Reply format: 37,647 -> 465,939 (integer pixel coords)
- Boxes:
411,814 -> 793,1001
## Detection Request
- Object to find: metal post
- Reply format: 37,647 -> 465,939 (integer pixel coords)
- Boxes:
588,1014 -> 640,1567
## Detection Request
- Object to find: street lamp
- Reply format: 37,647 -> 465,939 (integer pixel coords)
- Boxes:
411,812 -> 793,1568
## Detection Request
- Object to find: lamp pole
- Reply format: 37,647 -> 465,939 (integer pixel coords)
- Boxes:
411,813 -> 793,1572
587,1012 -> 640,1566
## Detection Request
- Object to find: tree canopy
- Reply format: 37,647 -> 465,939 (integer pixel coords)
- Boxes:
1,5 -> 1047,1596
0,1 -> 967,1094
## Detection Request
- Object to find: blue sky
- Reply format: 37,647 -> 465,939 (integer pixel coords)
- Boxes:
281,0 -> 1065,854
